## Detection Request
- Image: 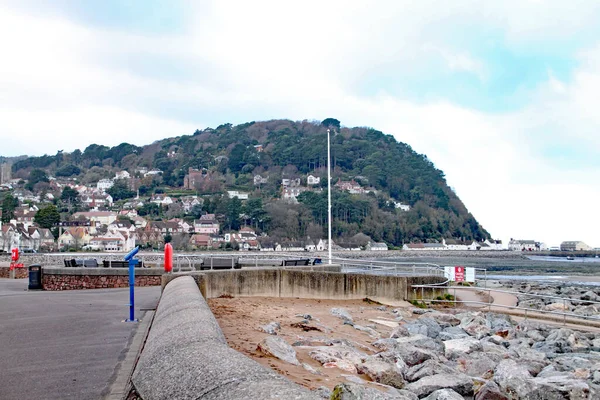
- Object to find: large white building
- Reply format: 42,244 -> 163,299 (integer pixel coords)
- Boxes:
96,179 -> 114,192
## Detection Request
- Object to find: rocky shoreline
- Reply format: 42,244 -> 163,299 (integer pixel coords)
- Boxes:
243,291 -> 600,399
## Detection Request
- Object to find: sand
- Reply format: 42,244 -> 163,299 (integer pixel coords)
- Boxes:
208,296 -> 411,391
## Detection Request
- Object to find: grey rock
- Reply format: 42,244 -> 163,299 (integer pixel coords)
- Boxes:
459,314 -> 491,339
580,290 -> 598,302
443,337 -> 483,359
474,381 -> 509,400
456,353 -> 497,378
405,373 -> 473,398
405,322 -> 429,337
405,360 -> 455,383
259,321 -> 281,335
390,325 -> 410,338
530,375 -> 591,399
354,324 -> 381,339
257,335 -> 300,365
332,307 -> 354,322
426,313 -> 461,327
303,363 -> 322,375
525,329 -> 546,342
414,317 -> 442,339
493,359 -> 537,399
486,313 -> 513,331
331,382 -> 417,400
423,389 -> 464,400
377,306 -> 388,312
411,308 -> 433,315
357,358 -> 406,388
308,345 -> 366,367
439,326 -> 469,341
314,386 -> 332,399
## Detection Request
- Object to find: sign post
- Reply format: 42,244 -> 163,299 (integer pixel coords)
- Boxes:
124,246 -> 140,322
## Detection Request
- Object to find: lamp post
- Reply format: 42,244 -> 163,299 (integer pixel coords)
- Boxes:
327,129 -> 332,264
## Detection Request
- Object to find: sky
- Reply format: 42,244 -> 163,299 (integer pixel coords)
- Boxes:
0,0 -> 599,248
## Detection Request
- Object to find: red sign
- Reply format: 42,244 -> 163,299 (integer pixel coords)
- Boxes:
11,248 -> 19,262
454,266 -> 465,282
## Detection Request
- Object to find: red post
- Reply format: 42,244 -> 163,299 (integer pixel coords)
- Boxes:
164,243 -> 173,273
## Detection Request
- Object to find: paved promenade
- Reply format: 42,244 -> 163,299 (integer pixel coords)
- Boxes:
0,279 -> 161,400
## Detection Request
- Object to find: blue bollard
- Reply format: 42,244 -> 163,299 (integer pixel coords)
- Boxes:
125,247 -> 140,322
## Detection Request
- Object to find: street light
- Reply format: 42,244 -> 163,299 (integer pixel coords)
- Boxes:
327,129 -> 332,265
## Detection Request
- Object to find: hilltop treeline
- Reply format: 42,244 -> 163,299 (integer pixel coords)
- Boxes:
9,119 -> 490,245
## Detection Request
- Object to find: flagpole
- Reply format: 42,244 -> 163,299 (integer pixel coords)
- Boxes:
327,128 -> 332,264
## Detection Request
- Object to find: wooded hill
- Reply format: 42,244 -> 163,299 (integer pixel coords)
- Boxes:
9,119 -> 490,246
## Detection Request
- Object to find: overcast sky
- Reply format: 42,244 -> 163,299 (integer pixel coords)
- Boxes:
1,1 -> 599,247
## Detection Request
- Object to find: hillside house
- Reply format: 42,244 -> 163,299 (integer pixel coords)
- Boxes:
227,191 -> 249,200
151,194 -> 174,206
335,179 -> 369,194
115,171 -> 131,179
307,175 -> 321,185
58,228 -> 92,250
254,175 -> 268,186
282,178 -> 301,187
194,219 -> 220,234
283,187 -> 308,202
72,211 -> 118,226
97,179 -> 114,192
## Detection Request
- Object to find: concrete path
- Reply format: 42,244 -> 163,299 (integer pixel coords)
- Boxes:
0,279 -> 161,400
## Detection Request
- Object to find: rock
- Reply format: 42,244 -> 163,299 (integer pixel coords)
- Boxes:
487,335 -> 509,347
295,313 -> 313,320
531,375 -> 591,399
568,332 -> 591,351
474,381 -> 509,400
374,334 -> 442,353
405,373 -> 473,398
302,363 -> 322,375
525,330 -> 546,342
411,317 -> 442,339
332,307 -> 354,322
309,345 -> 366,367
357,358 -> 406,388
390,325 -> 410,338
443,337 -> 483,359
376,306 -> 388,311
438,326 -> 469,341
331,382 -> 418,400
457,353 -> 497,378
259,321 -> 281,335
423,389 -> 464,400
427,313 -> 461,327
580,290 -> 598,302
257,336 -> 300,365
459,314 -> 491,339
493,359 -> 537,399
354,324 -> 381,339
314,386 -> 332,399
544,302 -> 571,311
324,360 -> 358,373
405,360 -> 455,383
486,313 -> 513,331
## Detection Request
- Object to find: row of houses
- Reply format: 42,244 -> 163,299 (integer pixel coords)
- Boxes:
403,238 -> 504,251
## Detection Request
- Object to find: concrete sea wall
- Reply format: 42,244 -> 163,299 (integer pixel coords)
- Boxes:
131,276 -> 319,400
162,268 -> 446,303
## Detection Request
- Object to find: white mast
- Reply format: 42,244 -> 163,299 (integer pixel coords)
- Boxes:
327,128 -> 332,264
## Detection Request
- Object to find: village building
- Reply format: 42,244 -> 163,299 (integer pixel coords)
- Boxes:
508,239 -> 539,251
307,175 -> 321,185
560,241 -> 591,251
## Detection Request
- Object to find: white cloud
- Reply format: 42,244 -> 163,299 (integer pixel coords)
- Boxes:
0,2 -> 599,247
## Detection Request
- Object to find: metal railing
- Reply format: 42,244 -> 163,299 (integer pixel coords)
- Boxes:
410,283 -> 600,325
332,257 -> 446,278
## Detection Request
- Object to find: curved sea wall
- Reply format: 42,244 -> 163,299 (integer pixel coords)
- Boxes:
131,276 -> 319,400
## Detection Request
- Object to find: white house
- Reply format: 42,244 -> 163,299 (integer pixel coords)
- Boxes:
97,179 -> 114,192
483,239 -> 503,250
254,175 -> 268,186
115,171 -> 131,180
282,178 -> 301,187
151,195 -> 174,205
227,191 -> 249,200
393,201 -> 411,211
367,241 -> 388,251
283,187 -> 307,202
508,239 -> 538,251
307,175 -> 321,185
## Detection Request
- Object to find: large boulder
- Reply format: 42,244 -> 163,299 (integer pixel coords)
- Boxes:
474,381 -> 509,400
530,375 -> 591,399
405,317 -> 442,339
443,337 -> 483,359
422,389 -> 463,400
390,325 -> 411,338
405,373 -> 473,398
459,313 -> 491,339
257,336 -> 300,365
439,326 -> 469,341
426,313 -> 461,327
308,345 -> 366,367
331,382 -> 418,400
494,359 -> 537,399
331,308 -> 354,323
405,360 -> 455,383
456,353 -> 497,378
357,357 -> 406,388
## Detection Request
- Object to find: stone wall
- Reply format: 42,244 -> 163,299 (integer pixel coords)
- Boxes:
0,266 -> 28,279
42,267 -> 163,291
131,276 -> 318,400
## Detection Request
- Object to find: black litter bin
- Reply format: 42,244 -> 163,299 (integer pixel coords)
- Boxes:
28,264 -> 43,290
